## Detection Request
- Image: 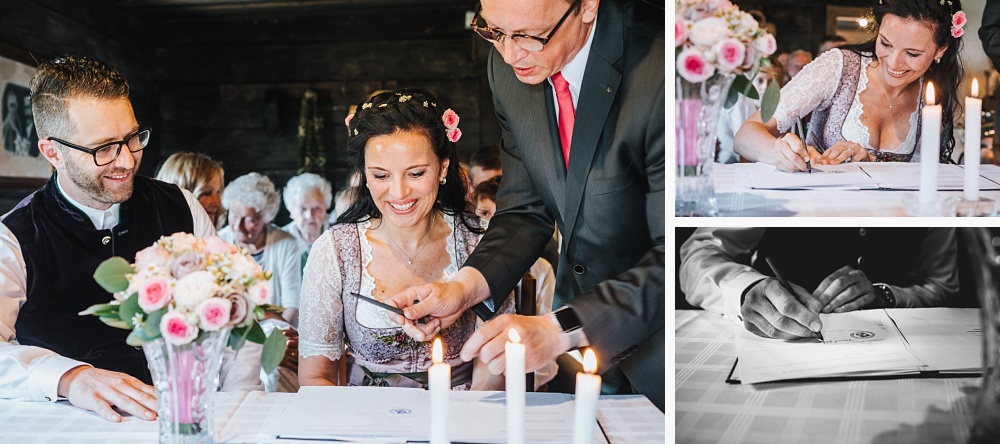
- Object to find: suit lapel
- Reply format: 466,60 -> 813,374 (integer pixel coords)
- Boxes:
561,1 -> 623,244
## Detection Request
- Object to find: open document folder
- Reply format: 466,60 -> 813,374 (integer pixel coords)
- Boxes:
269,386 -> 609,443
736,162 -> 1000,191
732,308 -> 982,384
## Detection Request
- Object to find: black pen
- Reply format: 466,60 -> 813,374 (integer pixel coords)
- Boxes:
349,292 -> 430,324
764,257 -> 824,342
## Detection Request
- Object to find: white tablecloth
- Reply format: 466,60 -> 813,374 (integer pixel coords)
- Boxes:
0,390 -> 665,443
675,310 -> 981,444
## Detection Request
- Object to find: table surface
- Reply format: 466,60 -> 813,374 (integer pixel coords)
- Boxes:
675,310 -> 982,444
711,163 -> 1000,216
0,389 -> 665,443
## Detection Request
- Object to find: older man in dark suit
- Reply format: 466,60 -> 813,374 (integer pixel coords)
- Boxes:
388,0 -> 664,410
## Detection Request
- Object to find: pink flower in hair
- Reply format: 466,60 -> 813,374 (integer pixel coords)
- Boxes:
952,26 -> 964,39
442,109 -> 460,129
952,11 -> 967,29
447,127 -> 462,143
344,113 -> 354,127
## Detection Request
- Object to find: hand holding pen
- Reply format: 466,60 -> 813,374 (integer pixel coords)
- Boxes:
738,257 -> 825,341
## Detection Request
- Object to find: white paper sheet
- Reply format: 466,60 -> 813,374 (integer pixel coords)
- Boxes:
859,163 -> 1000,190
736,162 -> 880,190
886,307 -> 983,372
735,309 -> 926,384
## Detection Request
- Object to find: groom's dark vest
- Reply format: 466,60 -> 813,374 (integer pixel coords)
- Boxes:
752,228 -> 927,293
3,175 -> 193,384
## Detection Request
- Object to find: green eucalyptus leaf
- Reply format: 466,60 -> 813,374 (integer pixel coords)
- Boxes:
126,327 -> 154,347
733,74 -> 759,100
760,79 -> 781,124
79,303 -> 119,317
230,325 -> 252,351
99,317 -> 131,330
245,320 -> 267,344
93,257 -> 133,294
144,308 -> 166,339
260,329 -> 287,375
118,293 -> 142,327
724,86 -> 740,110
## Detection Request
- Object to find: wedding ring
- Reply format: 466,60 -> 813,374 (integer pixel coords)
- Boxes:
846,148 -> 854,162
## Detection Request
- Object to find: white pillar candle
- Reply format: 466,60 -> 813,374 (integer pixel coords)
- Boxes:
965,78 -> 982,201
573,349 -> 601,444
920,82 -> 942,208
429,338 -> 450,444
506,329 -> 525,444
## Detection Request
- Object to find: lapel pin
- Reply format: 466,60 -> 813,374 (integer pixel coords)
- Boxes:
605,86 -> 612,93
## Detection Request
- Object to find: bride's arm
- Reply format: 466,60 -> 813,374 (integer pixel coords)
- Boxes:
297,232 -> 346,386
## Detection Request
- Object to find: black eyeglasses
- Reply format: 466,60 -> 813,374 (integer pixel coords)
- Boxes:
49,128 -> 151,166
469,2 -> 577,52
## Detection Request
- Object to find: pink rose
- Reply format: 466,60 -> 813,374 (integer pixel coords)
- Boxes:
138,276 -> 172,312
171,251 -> 206,279
714,38 -> 746,71
675,20 -> 687,48
688,17 -> 728,47
246,280 -> 272,306
202,236 -> 235,256
740,44 -> 759,71
676,48 -> 715,83
173,270 -> 219,308
344,113 -> 354,127
135,243 -> 169,271
442,109 -> 460,128
952,27 -> 964,39
160,311 -> 198,345
753,34 -> 777,56
683,3 -> 713,22
953,11 -> 967,29
447,127 -> 462,143
226,293 -> 250,326
197,298 -> 231,331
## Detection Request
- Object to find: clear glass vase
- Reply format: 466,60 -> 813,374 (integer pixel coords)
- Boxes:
675,73 -> 735,217
143,328 -> 231,444
965,228 -> 1000,443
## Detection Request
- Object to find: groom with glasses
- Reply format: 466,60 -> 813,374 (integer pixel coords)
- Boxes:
389,0 -> 665,410
0,55 -> 220,422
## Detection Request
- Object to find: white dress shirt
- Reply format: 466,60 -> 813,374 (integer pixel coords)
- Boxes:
548,13 -> 596,116
0,183 -> 217,402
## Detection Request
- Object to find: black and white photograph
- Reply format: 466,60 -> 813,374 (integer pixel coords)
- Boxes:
0,52 -> 49,180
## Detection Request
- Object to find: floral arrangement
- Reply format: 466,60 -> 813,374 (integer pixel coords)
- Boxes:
82,232 -> 287,374
675,0 -> 776,82
951,10 -> 966,38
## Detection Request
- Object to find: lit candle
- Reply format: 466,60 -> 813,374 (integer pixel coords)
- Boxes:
573,349 -> 601,444
429,337 -> 450,444
965,78 -> 982,201
506,329 -> 525,444
920,82 -> 942,208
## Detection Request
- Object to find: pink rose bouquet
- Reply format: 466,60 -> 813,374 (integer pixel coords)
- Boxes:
82,231 -> 287,373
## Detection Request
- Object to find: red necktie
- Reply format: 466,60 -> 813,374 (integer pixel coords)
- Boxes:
551,72 -> 575,169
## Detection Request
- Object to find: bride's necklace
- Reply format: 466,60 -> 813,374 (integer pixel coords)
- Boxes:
385,219 -> 434,265
875,68 -> 907,110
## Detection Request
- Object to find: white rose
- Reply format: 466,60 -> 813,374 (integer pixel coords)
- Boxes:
689,17 -> 730,47
172,270 -> 219,308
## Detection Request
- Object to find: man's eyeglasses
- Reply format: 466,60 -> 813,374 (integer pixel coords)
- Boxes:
469,2 -> 576,52
49,128 -> 151,166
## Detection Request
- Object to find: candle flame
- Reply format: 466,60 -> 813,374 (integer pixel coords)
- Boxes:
926,82 -> 936,105
508,328 -> 521,343
973,78 -> 980,98
432,337 -> 443,363
584,349 -> 597,374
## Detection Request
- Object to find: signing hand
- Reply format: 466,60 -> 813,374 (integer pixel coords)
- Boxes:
818,141 -> 868,165
460,314 -> 567,375
771,133 -> 821,172
741,277 -> 823,339
58,366 -> 157,422
813,266 -> 879,313
384,282 -> 472,342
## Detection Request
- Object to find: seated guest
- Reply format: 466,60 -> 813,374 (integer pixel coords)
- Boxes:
329,170 -> 360,224
818,34 -> 847,55
0,55 -> 252,421
219,172 -> 304,392
468,144 -> 502,188
472,176 -> 556,389
298,88 -> 510,390
717,64 -> 782,164
679,228 -> 958,339
282,172 -> 332,252
155,152 -> 226,228
785,49 -> 813,80
735,0 -> 964,171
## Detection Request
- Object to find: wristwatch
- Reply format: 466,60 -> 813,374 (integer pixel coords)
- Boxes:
874,283 -> 896,308
552,307 -> 583,333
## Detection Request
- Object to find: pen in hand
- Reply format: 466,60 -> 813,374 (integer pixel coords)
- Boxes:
350,292 -> 431,324
764,257 -> 824,342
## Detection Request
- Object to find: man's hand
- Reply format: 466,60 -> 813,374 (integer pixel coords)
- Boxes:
813,266 -> 879,313
384,282 -> 474,342
459,314 -> 567,376
58,366 -> 157,422
742,277 -> 823,339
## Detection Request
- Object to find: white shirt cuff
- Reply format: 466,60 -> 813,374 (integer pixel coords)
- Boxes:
30,355 -> 91,402
721,270 -> 768,322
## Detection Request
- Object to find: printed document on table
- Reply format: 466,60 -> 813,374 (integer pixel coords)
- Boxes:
887,307 -> 982,372
736,162 -> 880,190
735,309 -> 926,384
859,162 -> 1000,190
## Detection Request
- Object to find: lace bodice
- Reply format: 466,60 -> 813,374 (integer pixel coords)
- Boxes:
773,49 -> 920,158
298,212 -> 513,384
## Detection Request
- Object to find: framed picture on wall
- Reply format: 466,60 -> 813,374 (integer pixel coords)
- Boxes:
0,45 -> 49,188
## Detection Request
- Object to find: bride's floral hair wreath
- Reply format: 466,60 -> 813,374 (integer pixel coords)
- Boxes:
877,0 -> 965,38
344,93 -> 462,143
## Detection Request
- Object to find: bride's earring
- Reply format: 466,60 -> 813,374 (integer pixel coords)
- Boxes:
440,177 -> 447,185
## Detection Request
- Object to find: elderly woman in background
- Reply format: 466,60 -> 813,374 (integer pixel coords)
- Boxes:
155,152 -> 226,228
219,172 -> 304,392
282,172 -> 333,252
298,89 -> 511,390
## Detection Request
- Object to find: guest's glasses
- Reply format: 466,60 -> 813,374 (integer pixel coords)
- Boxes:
469,1 -> 577,52
49,127 -> 151,166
